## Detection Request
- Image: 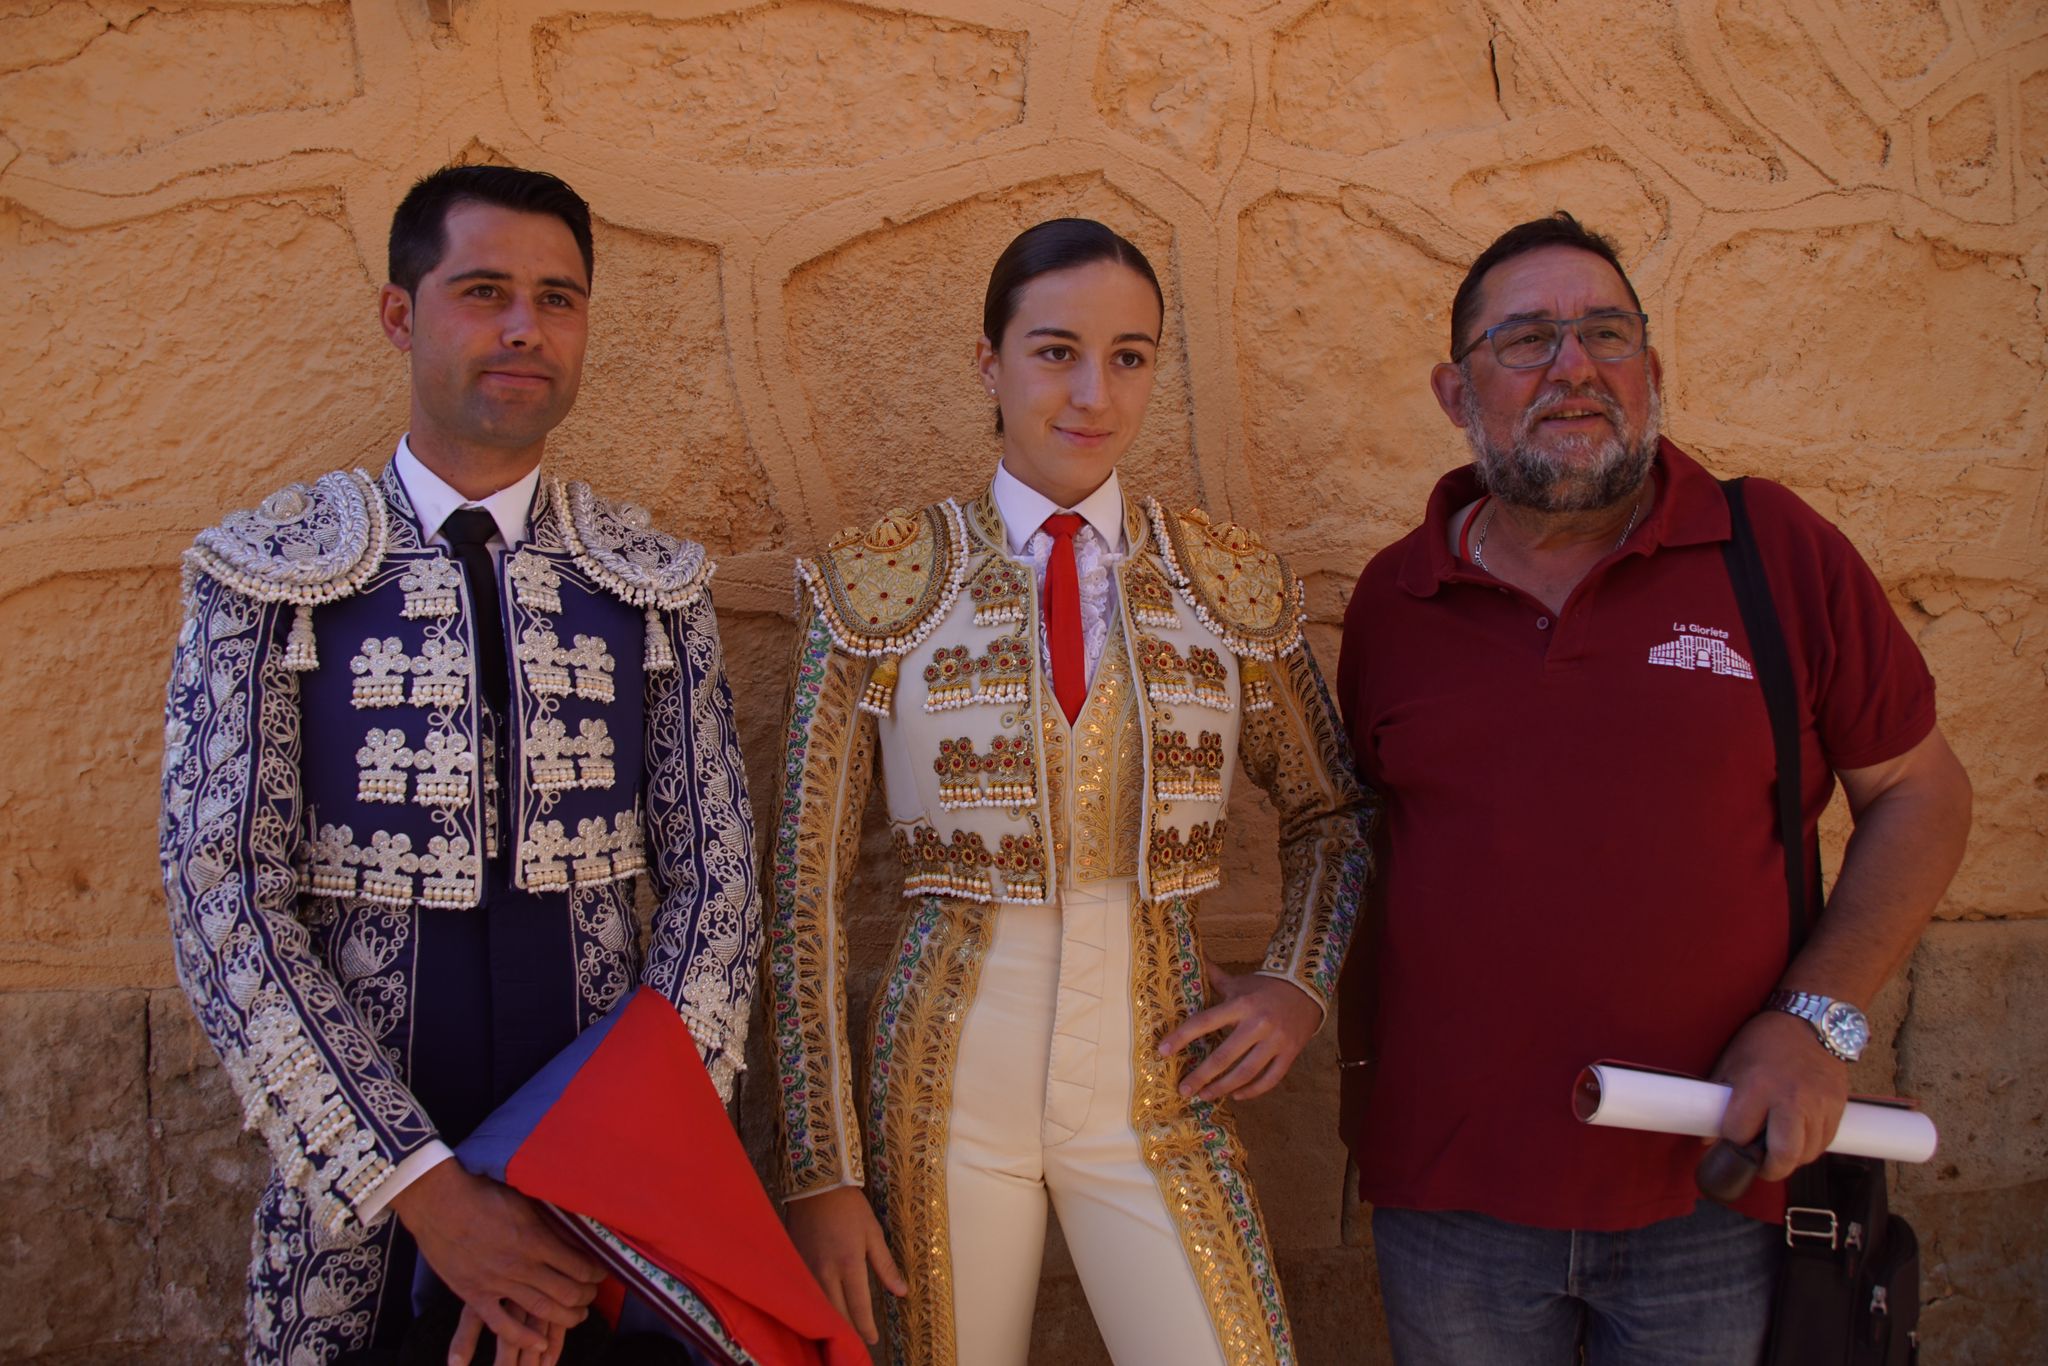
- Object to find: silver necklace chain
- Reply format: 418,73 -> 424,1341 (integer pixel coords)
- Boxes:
1471,491 -> 1644,574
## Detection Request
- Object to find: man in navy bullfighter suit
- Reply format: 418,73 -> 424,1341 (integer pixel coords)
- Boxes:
158,165 -> 760,1363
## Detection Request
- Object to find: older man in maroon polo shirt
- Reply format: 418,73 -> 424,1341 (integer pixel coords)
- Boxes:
1334,213 -> 1971,1365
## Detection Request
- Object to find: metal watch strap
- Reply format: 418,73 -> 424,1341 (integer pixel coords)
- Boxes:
1766,989 -> 1849,1059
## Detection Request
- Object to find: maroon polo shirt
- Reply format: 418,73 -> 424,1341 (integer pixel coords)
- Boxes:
1336,439 -> 1936,1231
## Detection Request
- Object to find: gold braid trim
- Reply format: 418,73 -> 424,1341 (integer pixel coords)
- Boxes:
795,502 -> 969,716
1130,895 -> 1295,1366
1147,499 -> 1306,662
869,897 -> 998,1366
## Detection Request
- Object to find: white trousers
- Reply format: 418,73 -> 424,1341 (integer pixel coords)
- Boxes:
944,881 -> 1228,1366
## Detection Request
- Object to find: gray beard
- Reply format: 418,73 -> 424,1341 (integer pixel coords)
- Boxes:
1462,381 -> 1661,513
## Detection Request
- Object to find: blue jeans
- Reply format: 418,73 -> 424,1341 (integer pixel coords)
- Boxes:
1371,1202 -> 1780,1366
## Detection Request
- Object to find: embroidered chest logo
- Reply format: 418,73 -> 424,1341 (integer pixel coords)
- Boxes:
1648,623 -> 1754,679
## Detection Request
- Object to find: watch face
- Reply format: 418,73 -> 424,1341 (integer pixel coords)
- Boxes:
1820,1001 -> 1870,1060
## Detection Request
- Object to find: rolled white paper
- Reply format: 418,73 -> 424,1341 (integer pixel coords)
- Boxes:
1573,1062 -> 1939,1164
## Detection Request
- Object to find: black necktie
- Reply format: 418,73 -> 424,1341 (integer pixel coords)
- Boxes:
440,509 -> 509,718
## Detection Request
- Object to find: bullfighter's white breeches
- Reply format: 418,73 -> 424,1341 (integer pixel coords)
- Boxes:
944,879 -> 1229,1366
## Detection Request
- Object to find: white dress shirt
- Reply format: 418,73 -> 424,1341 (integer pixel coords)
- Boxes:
990,461 -> 1127,687
393,436 -> 542,557
356,438 -> 543,1223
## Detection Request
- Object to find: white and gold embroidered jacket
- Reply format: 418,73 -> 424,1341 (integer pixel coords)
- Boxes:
769,486 -> 1373,1191
158,464 -> 760,1244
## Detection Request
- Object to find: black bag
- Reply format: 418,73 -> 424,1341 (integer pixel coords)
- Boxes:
1720,477 -> 1921,1366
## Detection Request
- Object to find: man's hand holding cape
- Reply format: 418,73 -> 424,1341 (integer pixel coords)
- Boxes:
435,986 -> 869,1365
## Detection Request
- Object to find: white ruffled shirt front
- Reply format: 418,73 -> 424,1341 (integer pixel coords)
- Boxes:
990,462 -> 1127,688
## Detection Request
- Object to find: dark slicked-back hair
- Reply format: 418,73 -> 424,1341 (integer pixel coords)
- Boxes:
388,165 -> 594,294
1449,211 -> 1639,360
983,217 -> 1163,348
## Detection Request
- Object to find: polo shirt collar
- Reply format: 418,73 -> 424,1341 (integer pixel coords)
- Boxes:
1395,436 -> 1729,598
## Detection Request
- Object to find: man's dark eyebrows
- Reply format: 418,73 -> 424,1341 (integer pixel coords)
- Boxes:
441,267 -> 588,297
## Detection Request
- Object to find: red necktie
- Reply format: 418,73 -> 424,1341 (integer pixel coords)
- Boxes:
1042,513 -> 1087,724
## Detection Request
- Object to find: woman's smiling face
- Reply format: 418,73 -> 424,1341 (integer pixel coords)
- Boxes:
977,258 -> 1163,507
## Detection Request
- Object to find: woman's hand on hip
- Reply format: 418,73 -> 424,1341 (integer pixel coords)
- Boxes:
1156,960 -> 1322,1102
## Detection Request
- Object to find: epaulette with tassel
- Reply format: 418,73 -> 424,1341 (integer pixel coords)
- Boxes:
556,479 -> 715,674
1147,499 -> 1306,712
795,501 -> 969,718
182,469 -> 390,671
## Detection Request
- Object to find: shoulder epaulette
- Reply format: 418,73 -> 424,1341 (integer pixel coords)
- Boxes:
184,468 -> 388,607
557,480 -> 714,674
796,500 -> 969,660
182,470 -> 389,671
556,479 -> 714,612
1147,499 -> 1306,660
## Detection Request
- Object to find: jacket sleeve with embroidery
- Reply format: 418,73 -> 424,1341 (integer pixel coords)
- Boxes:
638,590 -> 763,1104
159,572 -> 439,1238
1237,637 -> 1377,1014
766,593 -> 882,1198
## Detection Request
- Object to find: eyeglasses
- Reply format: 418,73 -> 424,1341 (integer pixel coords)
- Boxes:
1452,310 -> 1649,368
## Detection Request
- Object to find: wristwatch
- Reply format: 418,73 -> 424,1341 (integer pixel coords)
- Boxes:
1765,989 -> 1870,1062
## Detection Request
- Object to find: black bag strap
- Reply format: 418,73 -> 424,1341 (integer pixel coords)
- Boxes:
1719,477 -> 1815,957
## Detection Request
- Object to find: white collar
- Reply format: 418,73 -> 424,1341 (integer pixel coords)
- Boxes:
990,461 -> 1126,557
393,436 -> 542,548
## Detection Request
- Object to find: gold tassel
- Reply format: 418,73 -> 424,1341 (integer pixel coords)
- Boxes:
859,655 -> 899,717
644,605 -> 675,673
284,603 -> 318,671
1240,656 -> 1273,712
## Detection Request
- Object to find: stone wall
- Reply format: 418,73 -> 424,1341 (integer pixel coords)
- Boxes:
1,0 -> 2043,1360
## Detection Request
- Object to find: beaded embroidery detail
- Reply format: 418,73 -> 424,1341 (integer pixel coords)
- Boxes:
398,557 -> 462,620
1124,556 -> 1181,629
931,734 -> 1037,810
182,468 -> 390,672
520,809 -> 648,893
1151,729 -> 1226,805
1147,819 -> 1227,898
920,634 -> 1030,712
1147,498 -> 1306,662
1136,634 -> 1234,711
892,820 -> 1049,904
796,502 -> 970,661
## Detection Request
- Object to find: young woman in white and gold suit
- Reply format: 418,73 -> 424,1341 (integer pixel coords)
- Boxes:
768,218 -> 1374,1366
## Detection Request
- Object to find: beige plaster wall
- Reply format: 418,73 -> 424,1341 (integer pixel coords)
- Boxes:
1,0 -> 2043,1360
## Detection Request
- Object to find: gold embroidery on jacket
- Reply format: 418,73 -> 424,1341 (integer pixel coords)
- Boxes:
1129,896 -> 1290,1366
1072,615 -> 1144,882
1147,820 -> 1226,898
1151,728 -> 1225,805
1124,557 -> 1181,629
893,821 -> 1047,904
870,897 -> 996,1366
921,634 -> 1030,712
1135,633 -> 1233,711
931,733 -> 1036,810
965,555 -> 1029,627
